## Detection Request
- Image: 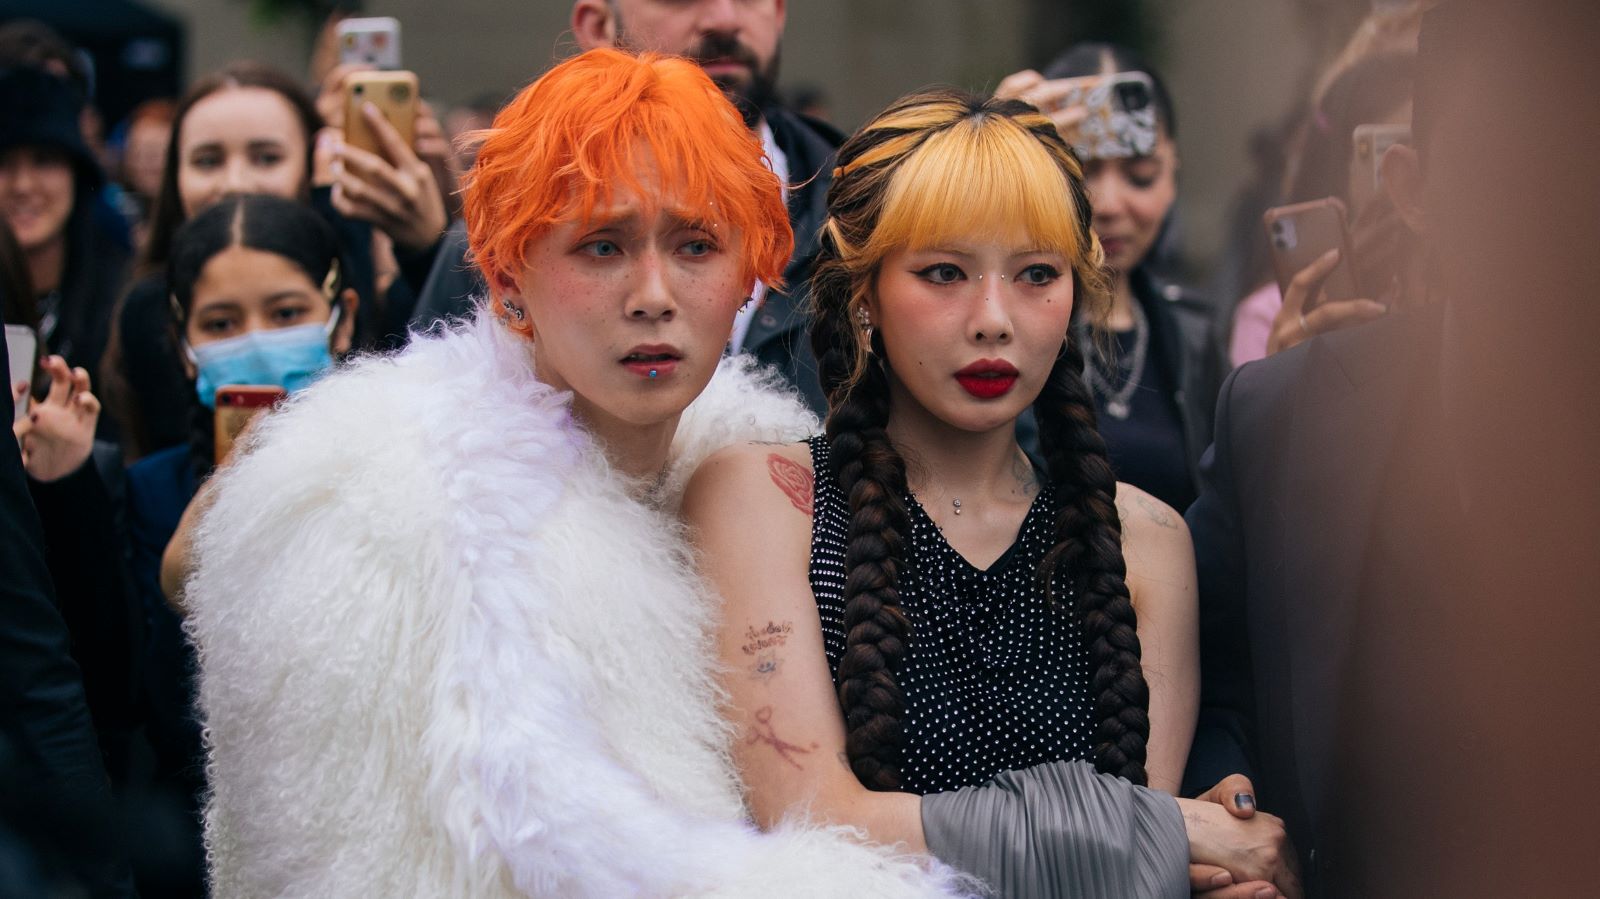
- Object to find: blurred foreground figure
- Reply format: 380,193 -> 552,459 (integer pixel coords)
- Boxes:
1,335 -> 133,895
1186,1 -> 1600,895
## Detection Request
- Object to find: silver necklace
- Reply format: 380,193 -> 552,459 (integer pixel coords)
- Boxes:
1078,300 -> 1149,420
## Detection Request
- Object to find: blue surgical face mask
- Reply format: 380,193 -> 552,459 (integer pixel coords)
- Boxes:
190,307 -> 341,409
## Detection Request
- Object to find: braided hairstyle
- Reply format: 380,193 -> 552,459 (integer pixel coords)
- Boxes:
811,88 -> 1151,788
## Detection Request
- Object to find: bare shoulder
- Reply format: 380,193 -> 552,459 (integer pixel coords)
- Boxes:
1113,482 -> 1194,597
681,440 -> 817,564
1113,481 -> 1189,541
1114,483 -> 1196,611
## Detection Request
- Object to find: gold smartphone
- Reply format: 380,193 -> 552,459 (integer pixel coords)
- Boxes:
344,70 -> 418,156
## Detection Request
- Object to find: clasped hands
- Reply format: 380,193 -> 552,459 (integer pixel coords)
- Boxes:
1179,774 -> 1301,899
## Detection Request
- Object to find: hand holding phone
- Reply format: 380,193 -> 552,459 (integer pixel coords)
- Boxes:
333,73 -> 447,251
1266,248 -> 1381,354
995,71 -> 1159,158
1349,124 -> 1411,219
13,355 -> 100,483
994,70 -> 1091,136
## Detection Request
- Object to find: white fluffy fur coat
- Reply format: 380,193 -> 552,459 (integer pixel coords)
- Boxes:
185,313 -> 970,897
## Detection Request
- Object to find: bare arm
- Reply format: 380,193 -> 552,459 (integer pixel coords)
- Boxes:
682,443 -> 925,849
1118,482 -> 1200,796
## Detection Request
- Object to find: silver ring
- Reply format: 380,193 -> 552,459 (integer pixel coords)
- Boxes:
1298,311 -> 1312,339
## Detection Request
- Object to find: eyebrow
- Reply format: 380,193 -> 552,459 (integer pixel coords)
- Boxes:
915,246 -> 1060,259
186,138 -> 290,152
580,208 -> 714,234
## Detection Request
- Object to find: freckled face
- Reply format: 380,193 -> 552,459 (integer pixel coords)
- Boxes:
508,170 -> 748,429
871,232 -> 1075,434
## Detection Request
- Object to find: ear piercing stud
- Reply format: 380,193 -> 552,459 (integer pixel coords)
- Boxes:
502,299 -> 526,321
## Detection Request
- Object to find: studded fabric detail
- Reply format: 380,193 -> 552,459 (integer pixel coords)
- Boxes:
806,436 -> 1093,794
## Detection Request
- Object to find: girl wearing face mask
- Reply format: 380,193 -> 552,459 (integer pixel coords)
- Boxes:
103,60 -> 448,460
179,50 -> 977,896
1003,44 -> 1224,513
116,193 -> 355,896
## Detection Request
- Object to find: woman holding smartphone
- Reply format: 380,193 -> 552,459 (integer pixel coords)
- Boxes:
180,50 -> 978,896
999,44 -> 1223,513
684,88 -> 1295,898
104,60 -> 448,459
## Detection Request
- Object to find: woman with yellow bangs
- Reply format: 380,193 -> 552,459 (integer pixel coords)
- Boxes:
687,90 -> 1299,897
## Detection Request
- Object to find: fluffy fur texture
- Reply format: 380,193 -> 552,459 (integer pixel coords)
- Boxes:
185,312 -> 973,897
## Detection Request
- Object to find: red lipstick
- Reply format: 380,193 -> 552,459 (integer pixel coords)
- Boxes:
954,359 -> 1019,399
621,344 -> 682,380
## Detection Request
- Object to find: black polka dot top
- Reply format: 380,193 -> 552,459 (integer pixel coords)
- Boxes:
805,435 -> 1094,795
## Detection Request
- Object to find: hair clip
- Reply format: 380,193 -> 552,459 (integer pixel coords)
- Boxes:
321,258 -> 341,299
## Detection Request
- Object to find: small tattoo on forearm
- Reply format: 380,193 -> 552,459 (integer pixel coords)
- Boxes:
741,620 -> 793,656
747,706 -> 818,770
767,454 -> 814,516
749,650 -> 784,683
1134,492 -> 1179,528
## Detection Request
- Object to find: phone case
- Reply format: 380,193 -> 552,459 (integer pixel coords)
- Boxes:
1263,198 -> 1362,307
337,17 -> 402,70
1348,124 -> 1411,218
1059,72 -> 1159,159
5,324 -> 38,424
344,70 -> 418,156
213,385 -> 286,465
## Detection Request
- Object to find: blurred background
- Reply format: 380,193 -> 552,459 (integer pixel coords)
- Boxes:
2,0 -> 1390,290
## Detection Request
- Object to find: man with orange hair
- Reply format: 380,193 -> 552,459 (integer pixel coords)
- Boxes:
414,0 -> 840,414
181,48 -> 968,896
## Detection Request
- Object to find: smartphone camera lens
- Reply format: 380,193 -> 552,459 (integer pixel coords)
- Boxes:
353,84 -> 365,95
1117,82 -> 1151,112
390,83 -> 411,102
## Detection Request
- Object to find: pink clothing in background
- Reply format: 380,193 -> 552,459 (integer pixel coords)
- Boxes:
1229,281 -> 1283,367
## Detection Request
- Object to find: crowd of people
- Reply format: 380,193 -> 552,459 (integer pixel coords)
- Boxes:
2,1 -> 1595,896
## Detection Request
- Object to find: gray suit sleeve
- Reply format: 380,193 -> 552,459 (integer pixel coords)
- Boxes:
921,760 -> 1188,899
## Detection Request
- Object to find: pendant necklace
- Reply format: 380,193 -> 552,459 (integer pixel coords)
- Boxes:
1079,299 -> 1149,421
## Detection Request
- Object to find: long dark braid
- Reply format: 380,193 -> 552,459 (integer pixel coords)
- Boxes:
812,272 -> 913,788
812,88 -> 1150,789
1035,339 -> 1150,784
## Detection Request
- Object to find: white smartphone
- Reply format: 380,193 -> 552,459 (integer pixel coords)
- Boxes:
6,323 -> 38,424
337,17 -> 402,70
1349,123 -> 1411,218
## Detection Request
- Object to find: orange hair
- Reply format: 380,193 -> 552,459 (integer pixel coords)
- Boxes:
463,48 -> 793,306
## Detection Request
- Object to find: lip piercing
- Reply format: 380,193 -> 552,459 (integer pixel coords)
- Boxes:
648,369 -> 659,379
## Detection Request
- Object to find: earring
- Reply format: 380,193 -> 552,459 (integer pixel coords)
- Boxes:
855,307 -> 871,330
503,299 -> 526,322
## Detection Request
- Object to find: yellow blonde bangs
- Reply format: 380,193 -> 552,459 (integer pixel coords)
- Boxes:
866,114 -> 1085,262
